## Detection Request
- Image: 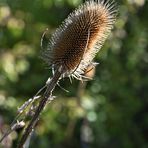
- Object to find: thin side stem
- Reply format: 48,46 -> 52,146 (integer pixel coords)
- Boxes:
17,70 -> 62,148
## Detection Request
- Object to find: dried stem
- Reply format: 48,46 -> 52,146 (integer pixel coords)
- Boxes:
17,70 -> 62,148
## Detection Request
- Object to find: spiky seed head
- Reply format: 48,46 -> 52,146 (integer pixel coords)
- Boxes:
42,0 -> 118,80
84,63 -> 96,79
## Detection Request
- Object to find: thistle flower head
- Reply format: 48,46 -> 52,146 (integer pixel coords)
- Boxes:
42,0 -> 118,80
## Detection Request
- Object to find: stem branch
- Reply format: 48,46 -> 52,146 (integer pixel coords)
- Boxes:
17,70 -> 62,148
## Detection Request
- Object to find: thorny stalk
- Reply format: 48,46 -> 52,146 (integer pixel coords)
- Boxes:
0,121 -> 25,144
17,70 -> 62,148
0,92 -> 44,144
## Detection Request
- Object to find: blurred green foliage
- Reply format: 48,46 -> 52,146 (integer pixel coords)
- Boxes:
0,0 -> 148,148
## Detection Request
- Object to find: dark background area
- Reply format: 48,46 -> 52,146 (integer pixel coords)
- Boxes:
0,0 -> 148,148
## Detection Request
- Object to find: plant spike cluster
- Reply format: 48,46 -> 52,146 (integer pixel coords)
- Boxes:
42,0 -> 117,80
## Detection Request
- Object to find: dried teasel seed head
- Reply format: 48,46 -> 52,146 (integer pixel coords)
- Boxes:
42,0 -> 118,80
84,63 -> 96,79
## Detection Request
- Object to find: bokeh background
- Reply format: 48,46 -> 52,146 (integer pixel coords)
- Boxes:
0,0 -> 148,148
